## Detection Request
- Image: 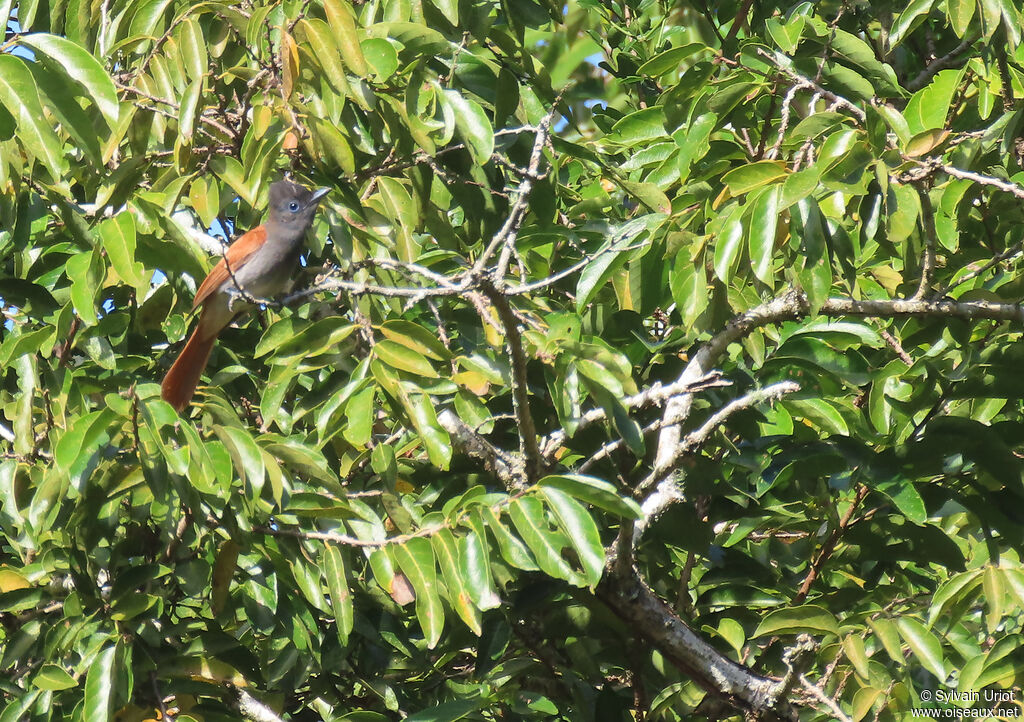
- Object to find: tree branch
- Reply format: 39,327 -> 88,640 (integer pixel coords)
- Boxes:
471,107 -> 557,280
636,289 -> 1024,534
480,282 -> 542,482
635,382 -> 801,530
540,372 -> 729,462
616,293 -> 1011,567
437,409 -> 523,489
596,567 -> 797,721
794,484 -> 869,604
800,675 -> 853,722
914,185 -> 938,300
905,36 -> 977,92
757,48 -> 866,122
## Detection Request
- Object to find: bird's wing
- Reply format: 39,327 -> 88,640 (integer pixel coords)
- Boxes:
192,225 -> 268,309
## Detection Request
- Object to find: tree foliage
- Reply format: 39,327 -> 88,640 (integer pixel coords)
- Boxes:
2,0 -> 1024,720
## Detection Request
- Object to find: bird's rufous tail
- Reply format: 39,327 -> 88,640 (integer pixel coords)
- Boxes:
161,327 -> 217,412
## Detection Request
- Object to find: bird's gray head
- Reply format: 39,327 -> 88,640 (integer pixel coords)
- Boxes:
267,180 -> 330,233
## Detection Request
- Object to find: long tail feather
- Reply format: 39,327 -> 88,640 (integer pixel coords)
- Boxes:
161,326 -> 217,412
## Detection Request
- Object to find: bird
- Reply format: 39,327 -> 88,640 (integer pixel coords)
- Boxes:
160,179 -> 330,412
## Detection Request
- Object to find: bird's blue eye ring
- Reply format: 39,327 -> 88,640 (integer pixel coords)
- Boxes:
288,201 -> 300,212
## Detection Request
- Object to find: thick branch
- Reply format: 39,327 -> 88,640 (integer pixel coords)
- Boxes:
596,567 -> 797,721
757,48 -> 866,122
437,409 -> 523,489
635,382 -> 801,532
905,36 -> 977,92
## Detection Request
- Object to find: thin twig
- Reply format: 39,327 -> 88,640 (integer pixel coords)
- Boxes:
767,84 -> 800,160
939,164 -> 1024,200
540,371 -> 729,461
794,484 -> 869,603
879,329 -> 913,365
757,48 -> 866,123
934,242 -> 1024,298
905,36 -> 977,92
913,186 -> 938,300
480,282 -> 542,482
799,676 -> 853,722
472,108 -> 558,280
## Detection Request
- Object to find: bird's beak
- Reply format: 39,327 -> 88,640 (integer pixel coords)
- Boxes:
309,187 -> 331,206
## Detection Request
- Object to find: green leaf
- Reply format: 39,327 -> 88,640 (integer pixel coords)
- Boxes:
875,477 -> 926,523
375,338 -> 438,377
983,566 -> 1004,634
380,320 -> 451,360
0,55 -> 68,179
213,425 -> 266,499
509,496 -> 577,583
177,17 -> 208,82
211,539 -> 239,615
393,538 -> 444,648
889,0 -> 935,47
713,211 -> 744,282
783,398 -> 849,435
27,60 -> 101,164
405,700 -> 479,722
324,0 -> 368,76
323,543 -> 354,646
843,635 -> 870,680
343,387 -> 375,447
478,506 -> 538,571
179,78 -> 202,141
669,253 -> 708,327
766,15 -> 805,53
575,215 -> 656,312
603,106 -> 667,146
904,68 -> 965,134
896,617 -> 947,680
83,644 -> 116,722
431,529 -> 482,635
33,664 -> 77,691
928,570 -> 983,627
257,317 -> 357,359
405,392 -> 452,469
67,250 -> 101,326
311,116 -> 357,176
361,37 -> 400,80
636,43 -> 706,78
441,89 -> 494,165
99,212 -> 146,293
748,185 -> 781,284
18,33 -> 120,125
537,475 -> 643,518
617,179 -> 671,214
540,487 -> 604,587
298,18 -> 349,95
723,161 -> 788,196
829,29 -> 902,97
949,0 -> 976,37
434,0 -> 459,24
458,529 -> 501,610
868,617 -> 905,664
752,605 -> 841,637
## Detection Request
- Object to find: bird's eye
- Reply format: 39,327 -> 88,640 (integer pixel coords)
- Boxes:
288,201 -> 300,212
